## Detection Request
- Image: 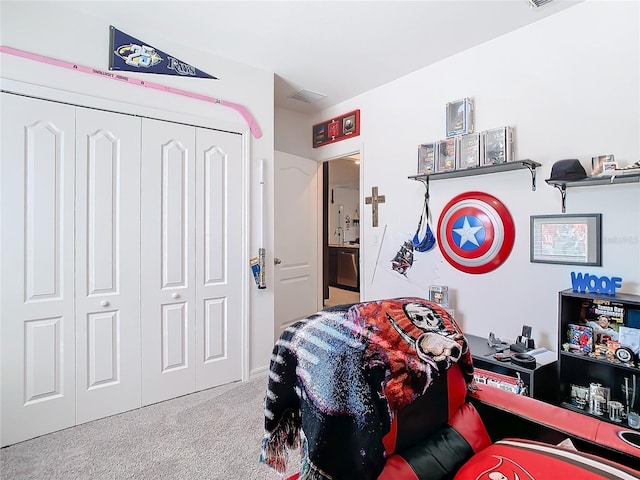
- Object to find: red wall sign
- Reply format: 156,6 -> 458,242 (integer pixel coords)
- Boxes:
312,109 -> 360,148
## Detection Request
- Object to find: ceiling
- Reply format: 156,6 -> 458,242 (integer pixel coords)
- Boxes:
65,0 -> 582,114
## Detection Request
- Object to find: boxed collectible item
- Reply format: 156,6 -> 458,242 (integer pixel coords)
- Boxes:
428,285 -> 449,307
446,98 -> 474,138
417,143 -> 437,175
482,126 -> 513,165
437,138 -> 457,172
457,133 -> 481,170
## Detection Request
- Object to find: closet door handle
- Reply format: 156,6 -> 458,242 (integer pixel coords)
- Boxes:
100,300 -> 110,307
172,292 -> 180,299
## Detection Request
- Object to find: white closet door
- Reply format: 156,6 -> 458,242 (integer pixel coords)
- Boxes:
74,108 -> 142,423
0,93 -> 76,446
194,128 -> 243,390
141,118 -> 197,405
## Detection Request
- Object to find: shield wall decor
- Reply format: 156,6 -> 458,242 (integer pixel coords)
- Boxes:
437,191 -> 515,274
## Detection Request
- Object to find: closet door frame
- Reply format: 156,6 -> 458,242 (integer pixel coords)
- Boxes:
74,107 -> 143,424
0,93 -> 77,447
1,79 -> 250,378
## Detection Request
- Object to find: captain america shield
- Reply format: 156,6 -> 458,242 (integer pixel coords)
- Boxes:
437,191 -> 514,274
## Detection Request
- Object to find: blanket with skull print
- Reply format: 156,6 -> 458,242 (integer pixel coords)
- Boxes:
259,297 -> 475,480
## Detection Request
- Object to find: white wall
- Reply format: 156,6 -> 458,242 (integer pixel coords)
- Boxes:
277,0 -> 640,349
0,1 -> 276,376
275,107 -> 315,159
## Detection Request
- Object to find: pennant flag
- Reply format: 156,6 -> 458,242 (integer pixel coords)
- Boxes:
109,26 -> 218,79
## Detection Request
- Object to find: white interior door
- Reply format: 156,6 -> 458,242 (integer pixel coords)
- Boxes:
74,108 -> 142,424
274,151 -> 319,341
0,93 -> 76,446
141,118 -> 197,406
194,128 -> 243,390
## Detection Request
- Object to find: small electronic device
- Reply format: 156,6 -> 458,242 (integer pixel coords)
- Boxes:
493,352 -> 513,362
511,325 -> 535,352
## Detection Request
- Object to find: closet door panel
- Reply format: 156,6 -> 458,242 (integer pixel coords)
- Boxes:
75,108 -> 142,424
141,118 -> 196,406
0,93 -> 76,447
195,128 -> 243,390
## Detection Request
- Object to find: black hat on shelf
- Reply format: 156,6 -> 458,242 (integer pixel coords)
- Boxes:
548,159 -> 588,181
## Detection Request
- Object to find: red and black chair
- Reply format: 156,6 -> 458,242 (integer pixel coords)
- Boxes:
285,360 -> 640,479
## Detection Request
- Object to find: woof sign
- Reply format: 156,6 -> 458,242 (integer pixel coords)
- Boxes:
571,272 -> 623,295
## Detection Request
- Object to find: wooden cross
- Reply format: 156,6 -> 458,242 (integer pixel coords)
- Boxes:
365,186 -> 386,227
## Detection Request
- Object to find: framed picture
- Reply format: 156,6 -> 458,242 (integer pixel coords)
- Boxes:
457,133 -> 481,170
417,143 -> 436,175
446,98 -> 474,137
312,109 -> 360,148
483,126 -> 513,165
530,213 -> 602,266
591,154 -> 614,176
437,138 -> 457,172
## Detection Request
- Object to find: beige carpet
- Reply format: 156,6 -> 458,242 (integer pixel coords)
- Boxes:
0,375 -> 301,480
324,286 -> 360,307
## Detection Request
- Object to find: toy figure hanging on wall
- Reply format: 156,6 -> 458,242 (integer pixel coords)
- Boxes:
391,240 -> 414,276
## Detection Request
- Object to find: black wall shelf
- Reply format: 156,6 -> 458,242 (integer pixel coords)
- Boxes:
546,171 -> 640,213
409,160 -> 541,193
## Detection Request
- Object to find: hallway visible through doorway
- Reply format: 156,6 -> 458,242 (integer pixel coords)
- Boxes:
323,153 -> 360,306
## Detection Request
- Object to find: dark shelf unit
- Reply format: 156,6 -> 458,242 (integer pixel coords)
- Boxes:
546,171 -> 640,212
466,333 -> 557,403
409,160 -> 541,192
557,289 -> 640,427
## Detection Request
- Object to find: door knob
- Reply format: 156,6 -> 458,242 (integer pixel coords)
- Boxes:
172,292 -> 180,299
274,257 -> 282,265
100,300 -> 110,307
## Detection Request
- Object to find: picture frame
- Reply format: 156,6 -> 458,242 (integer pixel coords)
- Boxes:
446,98 -> 474,137
457,133 -> 481,170
417,143 -> 436,175
312,109 -> 360,148
530,213 -> 602,266
591,154 -> 614,176
483,126 -> 513,165
436,138 -> 457,172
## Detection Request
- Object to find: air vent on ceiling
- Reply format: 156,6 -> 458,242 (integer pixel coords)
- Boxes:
528,0 -> 553,7
288,89 -> 327,104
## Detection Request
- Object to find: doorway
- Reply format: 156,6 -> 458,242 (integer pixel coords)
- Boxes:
323,153 -> 361,307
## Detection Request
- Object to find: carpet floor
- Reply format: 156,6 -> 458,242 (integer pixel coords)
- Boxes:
0,375 -> 301,479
